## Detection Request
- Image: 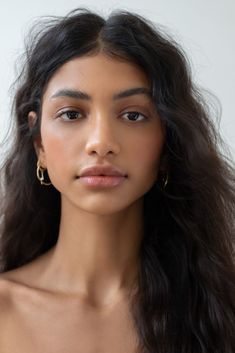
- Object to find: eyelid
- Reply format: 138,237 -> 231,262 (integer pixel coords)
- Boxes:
120,103 -> 152,115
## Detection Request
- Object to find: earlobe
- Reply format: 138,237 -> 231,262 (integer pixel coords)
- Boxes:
35,141 -> 47,168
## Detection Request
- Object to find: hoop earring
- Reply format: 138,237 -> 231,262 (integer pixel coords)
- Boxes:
157,171 -> 169,190
162,172 -> 169,189
36,161 -> 52,186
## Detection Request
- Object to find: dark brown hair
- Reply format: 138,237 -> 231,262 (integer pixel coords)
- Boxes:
1,8 -> 235,353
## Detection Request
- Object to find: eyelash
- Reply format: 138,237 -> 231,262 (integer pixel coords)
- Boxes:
56,110 -> 148,122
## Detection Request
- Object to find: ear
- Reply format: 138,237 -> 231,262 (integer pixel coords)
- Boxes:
28,111 -> 47,168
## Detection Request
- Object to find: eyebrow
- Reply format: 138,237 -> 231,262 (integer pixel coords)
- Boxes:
50,87 -> 152,101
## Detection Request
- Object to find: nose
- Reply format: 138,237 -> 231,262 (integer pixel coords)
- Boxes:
84,111 -> 120,157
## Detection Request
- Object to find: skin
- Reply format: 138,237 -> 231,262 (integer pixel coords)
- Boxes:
0,52 -> 166,352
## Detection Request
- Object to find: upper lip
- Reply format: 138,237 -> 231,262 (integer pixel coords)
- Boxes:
79,165 -> 127,177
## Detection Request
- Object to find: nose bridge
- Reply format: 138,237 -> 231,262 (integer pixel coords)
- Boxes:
92,107 -> 112,134
85,107 -> 119,156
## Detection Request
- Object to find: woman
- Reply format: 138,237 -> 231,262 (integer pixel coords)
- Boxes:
0,8 -> 234,353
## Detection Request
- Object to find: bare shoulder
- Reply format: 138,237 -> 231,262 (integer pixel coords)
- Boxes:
0,270 -> 24,312
0,272 -> 18,340
0,265 -> 32,294
0,249 -> 54,293
0,257 -> 46,311
0,274 -> 12,310
0,265 -> 41,331
0,269 -> 38,349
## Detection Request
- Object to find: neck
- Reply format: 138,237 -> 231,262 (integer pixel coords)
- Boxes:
39,196 -> 144,307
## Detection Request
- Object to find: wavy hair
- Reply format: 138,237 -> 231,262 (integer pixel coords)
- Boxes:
0,8 -> 235,353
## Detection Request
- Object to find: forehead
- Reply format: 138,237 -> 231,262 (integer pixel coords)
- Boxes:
43,53 -> 151,100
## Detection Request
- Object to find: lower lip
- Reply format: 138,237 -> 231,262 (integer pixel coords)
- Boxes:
78,176 -> 126,187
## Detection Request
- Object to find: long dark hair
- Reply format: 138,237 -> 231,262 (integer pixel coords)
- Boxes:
1,8 -> 235,353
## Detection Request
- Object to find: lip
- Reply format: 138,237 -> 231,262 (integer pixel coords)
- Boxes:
79,175 -> 125,187
79,165 -> 127,177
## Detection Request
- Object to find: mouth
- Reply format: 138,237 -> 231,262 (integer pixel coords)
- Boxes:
77,175 -> 127,187
79,165 -> 127,178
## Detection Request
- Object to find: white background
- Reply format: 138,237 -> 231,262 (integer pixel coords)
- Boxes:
0,0 -> 234,159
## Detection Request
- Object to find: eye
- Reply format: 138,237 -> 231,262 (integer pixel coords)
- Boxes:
57,110 -> 83,121
122,111 -> 148,122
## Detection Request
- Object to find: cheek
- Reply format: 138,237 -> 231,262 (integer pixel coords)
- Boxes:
132,132 -> 165,173
40,124 -> 76,177
41,131 -> 78,192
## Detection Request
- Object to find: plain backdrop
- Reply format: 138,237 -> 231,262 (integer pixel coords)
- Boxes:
0,0 -> 234,159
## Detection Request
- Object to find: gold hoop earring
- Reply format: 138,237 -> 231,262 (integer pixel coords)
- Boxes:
36,161 -> 52,186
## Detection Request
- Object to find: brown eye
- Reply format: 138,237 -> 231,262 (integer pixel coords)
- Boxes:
58,110 -> 82,121
122,111 -> 147,122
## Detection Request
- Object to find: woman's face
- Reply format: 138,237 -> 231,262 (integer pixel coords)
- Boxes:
35,53 -> 166,214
